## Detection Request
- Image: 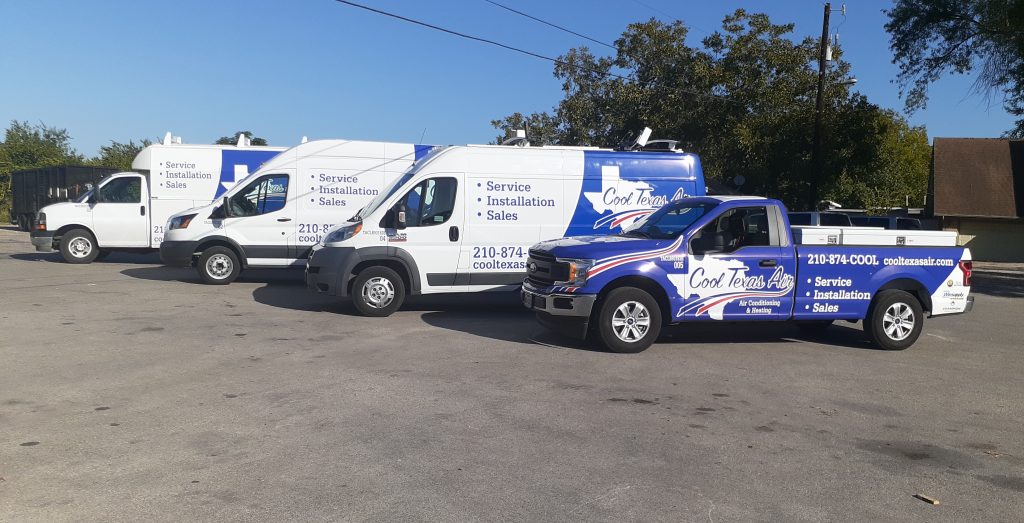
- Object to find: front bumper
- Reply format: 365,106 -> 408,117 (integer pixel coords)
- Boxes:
306,246 -> 357,296
159,240 -> 199,267
30,231 -> 55,252
521,283 -> 596,317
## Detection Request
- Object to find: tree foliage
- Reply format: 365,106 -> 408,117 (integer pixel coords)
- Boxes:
0,121 -> 85,219
215,131 -> 268,146
492,10 -> 932,210
90,139 -> 153,171
886,0 -> 1024,136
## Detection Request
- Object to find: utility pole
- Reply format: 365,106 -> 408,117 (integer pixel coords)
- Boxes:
809,2 -> 831,211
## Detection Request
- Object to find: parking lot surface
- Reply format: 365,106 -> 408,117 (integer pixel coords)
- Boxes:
1,226 -> 1022,522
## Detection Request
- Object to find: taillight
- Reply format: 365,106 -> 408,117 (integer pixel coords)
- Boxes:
959,260 -> 972,286
36,213 -> 46,231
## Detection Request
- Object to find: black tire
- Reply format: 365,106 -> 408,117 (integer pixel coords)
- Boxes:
594,287 -> 663,353
797,320 -> 833,334
95,249 -> 112,261
866,290 -> 923,350
196,246 -> 241,285
351,266 -> 406,317
59,229 -> 99,264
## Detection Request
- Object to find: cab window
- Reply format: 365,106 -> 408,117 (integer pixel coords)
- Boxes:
400,177 -> 457,227
691,206 -> 773,254
99,177 -> 141,203
229,174 -> 289,217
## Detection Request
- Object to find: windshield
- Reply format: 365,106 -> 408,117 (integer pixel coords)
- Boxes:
621,201 -> 718,239
356,170 -> 416,221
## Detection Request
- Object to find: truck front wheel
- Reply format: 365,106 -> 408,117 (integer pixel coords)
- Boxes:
594,287 -> 662,353
866,290 -> 923,350
197,247 -> 241,285
351,266 -> 406,317
59,229 -> 99,264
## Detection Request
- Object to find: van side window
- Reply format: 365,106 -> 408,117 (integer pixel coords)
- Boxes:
691,206 -> 772,254
401,177 -> 457,227
229,174 -> 289,217
100,177 -> 141,203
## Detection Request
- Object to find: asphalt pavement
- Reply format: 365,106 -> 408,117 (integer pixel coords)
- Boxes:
1,226 -> 1022,522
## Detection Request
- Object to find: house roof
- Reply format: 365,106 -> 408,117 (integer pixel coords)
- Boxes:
932,138 -> 1024,219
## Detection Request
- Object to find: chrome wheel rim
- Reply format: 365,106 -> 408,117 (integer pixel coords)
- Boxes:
362,277 -> 395,309
611,301 -> 651,343
882,302 -> 915,341
206,254 -> 233,279
69,237 -> 92,258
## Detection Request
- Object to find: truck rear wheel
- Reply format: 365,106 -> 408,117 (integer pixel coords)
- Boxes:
59,229 -> 99,264
197,246 -> 240,285
866,290 -> 923,350
351,266 -> 406,317
594,287 -> 662,353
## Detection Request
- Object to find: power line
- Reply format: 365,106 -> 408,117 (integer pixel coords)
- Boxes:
332,0 -> 741,106
482,0 -> 616,50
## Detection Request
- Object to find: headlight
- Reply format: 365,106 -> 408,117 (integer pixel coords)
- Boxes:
323,221 -> 363,244
556,258 -> 594,286
168,213 -> 197,230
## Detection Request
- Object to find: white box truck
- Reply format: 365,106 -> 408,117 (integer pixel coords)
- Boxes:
304,141 -> 708,316
30,135 -> 285,263
159,140 -> 434,284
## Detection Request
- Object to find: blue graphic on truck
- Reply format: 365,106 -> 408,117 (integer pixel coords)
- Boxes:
523,196 -> 973,353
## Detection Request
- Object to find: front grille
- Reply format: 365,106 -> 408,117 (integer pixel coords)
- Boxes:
526,249 -> 569,287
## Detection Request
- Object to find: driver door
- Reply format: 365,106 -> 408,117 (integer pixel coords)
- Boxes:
223,173 -> 297,266
390,175 -> 465,292
681,206 -> 791,321
92,175 -> 150,247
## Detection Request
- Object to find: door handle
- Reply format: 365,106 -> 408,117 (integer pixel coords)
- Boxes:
759,259 -> 777,267
140,205 -> 146,216
449,226 -> 459,242
277,218 -> 292,222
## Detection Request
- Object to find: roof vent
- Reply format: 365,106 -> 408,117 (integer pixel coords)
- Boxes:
501,129 -> 530,147
641,139 -> 680,152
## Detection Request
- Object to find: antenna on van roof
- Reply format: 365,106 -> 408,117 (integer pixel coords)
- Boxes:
163,132 -> 172,145
236,133 -> 249,147
301,136 -> 309,144
501,129 -> 530,147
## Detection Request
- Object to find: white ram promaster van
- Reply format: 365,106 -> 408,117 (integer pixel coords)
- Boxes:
160,140 -> 433,284
30,134 -> 285,263
305,141 -> 708,316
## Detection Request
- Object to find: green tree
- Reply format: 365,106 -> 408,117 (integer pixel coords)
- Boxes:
89,139 -> 153,171
490,111 -> 563,145
885,0 -> 1024,135
215,131 -> 268,146
492,11 -> 930,210
0,121 -> 84,220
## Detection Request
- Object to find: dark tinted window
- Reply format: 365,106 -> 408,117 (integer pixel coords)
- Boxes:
100,177 -> 141,203
788,213 -> 811,226
819,213 -> 851,226
897,218 -> 921,230
692,206 -> 772,254
229,174 -> 289,217
850,216 -> 870,226
402,177 -> 458,227
867,217 -> 890,228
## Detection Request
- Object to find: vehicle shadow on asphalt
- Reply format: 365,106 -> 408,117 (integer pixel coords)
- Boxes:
971,273 -> 1024,299
660,321 -> 880,350
121,266 -> 309,286
9,252 -> 162,265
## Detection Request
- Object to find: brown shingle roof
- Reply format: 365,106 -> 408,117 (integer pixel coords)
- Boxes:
932,138 -> 1023,218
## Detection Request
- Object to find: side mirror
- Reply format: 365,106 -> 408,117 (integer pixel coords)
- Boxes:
395,203 -> 407,230
222,196 -> 232,218
90,190 -> 102,204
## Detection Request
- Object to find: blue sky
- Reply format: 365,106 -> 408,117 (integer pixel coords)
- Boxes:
0,0 -> 1014,156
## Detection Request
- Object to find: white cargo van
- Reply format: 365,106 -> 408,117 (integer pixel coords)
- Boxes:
304,142 -> 708,316
160,140 -> 433,284
30,135 -> 285,263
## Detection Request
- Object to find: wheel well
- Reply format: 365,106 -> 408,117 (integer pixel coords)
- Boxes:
877,278 -> 932,313
595,275 -> 673,325
53,225 -> 95,245
195,240 -> 246,268
348,259 -> 412,295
